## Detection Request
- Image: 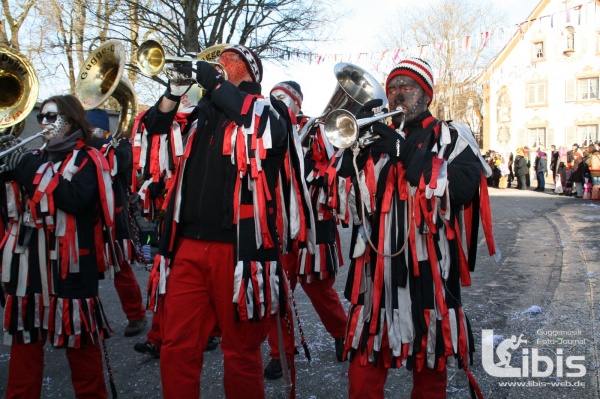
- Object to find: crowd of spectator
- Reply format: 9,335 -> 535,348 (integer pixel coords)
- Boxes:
483,141 -> 600,199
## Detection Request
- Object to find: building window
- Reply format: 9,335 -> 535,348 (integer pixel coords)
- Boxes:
577,125 -> 599,147
527,82 -> 547,106
533,41 -> 545,60
578,77 -> 599,101
528,127 -> 547,149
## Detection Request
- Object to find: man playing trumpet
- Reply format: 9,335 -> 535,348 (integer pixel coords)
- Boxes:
336,58 -> 498,398
140,44 -> 312,399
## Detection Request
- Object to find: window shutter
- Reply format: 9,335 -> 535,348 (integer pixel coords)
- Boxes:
565,80 -> 576,102
538,83 -> 546,103
527,85 -> 535,104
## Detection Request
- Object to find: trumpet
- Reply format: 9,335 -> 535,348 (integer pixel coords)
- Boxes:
323,108 -> 405,150
137,40 -> 228,84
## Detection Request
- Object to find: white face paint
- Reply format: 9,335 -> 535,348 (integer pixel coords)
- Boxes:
271,89 -> 300,114
40,102 -> 72,142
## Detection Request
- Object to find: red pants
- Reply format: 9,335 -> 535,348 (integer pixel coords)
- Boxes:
6,340 -> 107,399
146,296 -> 164,349
268,251 -> 347,360
160,238 -> 270,399
114,260 -> 146,321
348,359 -> 447,399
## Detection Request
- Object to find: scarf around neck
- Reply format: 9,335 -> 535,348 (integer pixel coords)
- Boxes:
45,130 -> 84,161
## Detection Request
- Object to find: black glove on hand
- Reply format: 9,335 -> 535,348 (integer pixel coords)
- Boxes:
356,99 -> 383,120
165,78 -> 193,101
195,61 -> 223,92
3,150 -> 26,172
369,122 -> 404,161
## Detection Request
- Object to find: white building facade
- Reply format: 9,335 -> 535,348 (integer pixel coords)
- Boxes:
479,0 -> 600,155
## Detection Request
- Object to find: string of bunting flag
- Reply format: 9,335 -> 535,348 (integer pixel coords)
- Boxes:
262,0 -> 599,78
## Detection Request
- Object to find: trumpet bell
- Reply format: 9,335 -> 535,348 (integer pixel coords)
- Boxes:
325,63 -> 387,117
323,109 -> 358,149
0,46 -> 39,130
137,40 -> 166,77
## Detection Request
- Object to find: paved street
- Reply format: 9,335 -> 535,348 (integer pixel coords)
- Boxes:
1,187 -> 600,398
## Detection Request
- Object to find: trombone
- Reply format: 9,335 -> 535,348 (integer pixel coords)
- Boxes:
137,40 -> 228,84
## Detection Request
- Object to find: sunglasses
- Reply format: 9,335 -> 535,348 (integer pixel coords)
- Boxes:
36,112 -> 63,124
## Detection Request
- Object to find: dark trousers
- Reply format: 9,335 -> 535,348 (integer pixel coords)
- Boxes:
536,172 -> 546,191
517,174 -> 527,189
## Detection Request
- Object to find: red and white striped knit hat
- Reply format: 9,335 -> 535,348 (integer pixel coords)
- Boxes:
385,58 -> 434,106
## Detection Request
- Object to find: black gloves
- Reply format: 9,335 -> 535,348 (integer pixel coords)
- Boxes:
195,61 -> 223,92
356,99 -> 383,120
2,150 -> 26,172
368,122 -> 404,161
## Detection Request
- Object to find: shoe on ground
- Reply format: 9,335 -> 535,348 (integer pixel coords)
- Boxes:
335,337 -> 345,362
264,358 -> 283,380
133,341 -> 160,358
205,336 -> 220,352
124,317 -> 147,337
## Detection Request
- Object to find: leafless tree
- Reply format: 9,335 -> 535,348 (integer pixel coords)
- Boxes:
381,0 -> 505,138
1,0 -> 37,48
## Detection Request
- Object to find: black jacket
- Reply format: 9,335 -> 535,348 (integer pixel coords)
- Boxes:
144,81 -> 288,252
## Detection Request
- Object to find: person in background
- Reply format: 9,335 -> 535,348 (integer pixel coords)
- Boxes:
514,147 -> 528,190
263,81 -> 347,381
86,109 -> 148,337
534,148 -> 547,192
1,94 -> 114,398
549,145 -> 558,184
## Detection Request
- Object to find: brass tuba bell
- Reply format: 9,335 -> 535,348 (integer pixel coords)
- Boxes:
298,62 -> 387,142
0,46 -> 39,135
75,41 -> 138,139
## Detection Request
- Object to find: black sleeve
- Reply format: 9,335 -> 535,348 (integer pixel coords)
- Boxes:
447,148 -> 482,205
143,99 -> 179,135
13,152 -> 100,216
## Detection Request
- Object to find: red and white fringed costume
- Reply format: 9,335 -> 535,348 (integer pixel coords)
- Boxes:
298,121 -> 343,282
1,140 -> 115,349
338,112 -> 499,399
132,109 -> 184,221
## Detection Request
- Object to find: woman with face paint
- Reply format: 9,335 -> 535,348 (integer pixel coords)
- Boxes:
1,94 -> 115,398
139,45 -> 313,399
332,58 -> 498,399
262,82 -> 348,382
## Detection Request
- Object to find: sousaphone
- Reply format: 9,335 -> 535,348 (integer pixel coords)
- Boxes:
75,41 -> 137,139
0,46 -> 39,135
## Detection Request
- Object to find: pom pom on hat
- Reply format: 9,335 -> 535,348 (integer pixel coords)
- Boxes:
270,81 -> 303,107
86,109 -> 110,132
385,58 -> 434,106
222,44 -> 263,83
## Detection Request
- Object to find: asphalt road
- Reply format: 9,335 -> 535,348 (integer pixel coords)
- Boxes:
1,187 -> 599,398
